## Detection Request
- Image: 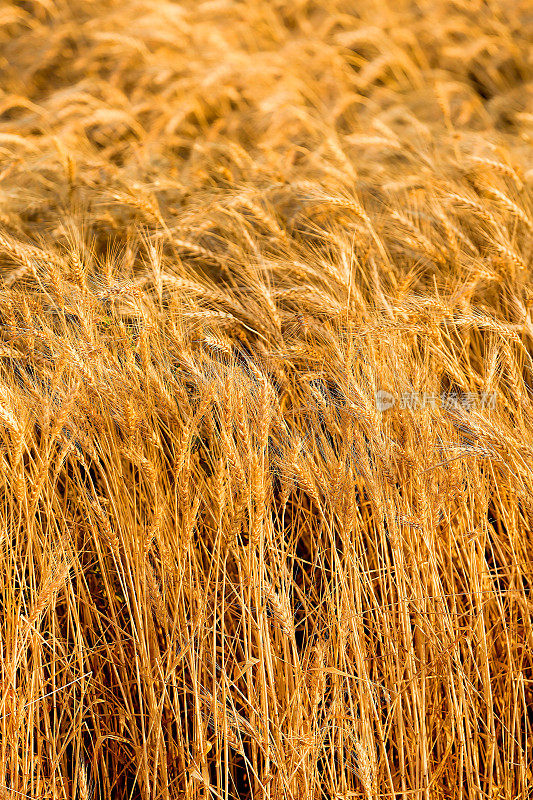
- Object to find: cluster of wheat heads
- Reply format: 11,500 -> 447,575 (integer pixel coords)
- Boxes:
0,0 -> 532,798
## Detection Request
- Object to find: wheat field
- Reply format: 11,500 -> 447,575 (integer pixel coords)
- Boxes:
0,1 -> 532,798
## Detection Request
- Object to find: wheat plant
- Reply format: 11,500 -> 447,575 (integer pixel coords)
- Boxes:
0,0 -> 532,798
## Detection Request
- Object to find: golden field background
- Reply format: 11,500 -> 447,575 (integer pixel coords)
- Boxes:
0,0 -> 532,798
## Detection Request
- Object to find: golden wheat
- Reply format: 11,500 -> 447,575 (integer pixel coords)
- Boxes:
0,0 -> 531,798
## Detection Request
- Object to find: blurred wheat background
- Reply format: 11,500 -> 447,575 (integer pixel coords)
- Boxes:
0,0 -> 532,798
